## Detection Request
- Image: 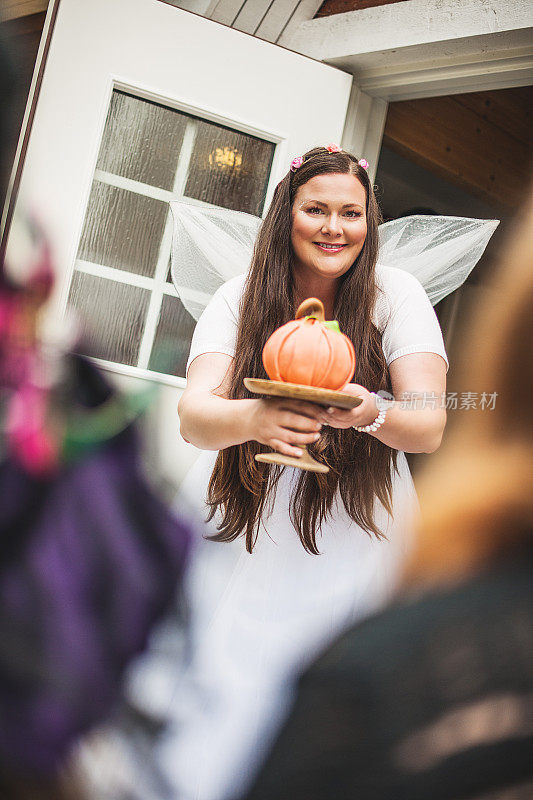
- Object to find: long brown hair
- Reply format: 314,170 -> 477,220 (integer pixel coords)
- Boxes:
207,146 -> 397,553
405,188 -> 533,588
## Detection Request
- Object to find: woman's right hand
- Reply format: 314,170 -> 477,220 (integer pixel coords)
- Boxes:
246,398 -> 324,458
181,354 -> 324,453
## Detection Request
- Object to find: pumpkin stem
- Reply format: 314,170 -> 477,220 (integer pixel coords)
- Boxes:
295,297 -> 325,322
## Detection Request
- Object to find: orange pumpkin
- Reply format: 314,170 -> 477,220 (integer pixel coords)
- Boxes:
262,298 -> 356,390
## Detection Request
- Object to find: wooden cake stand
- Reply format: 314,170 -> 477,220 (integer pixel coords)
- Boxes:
244,378 -> 362,474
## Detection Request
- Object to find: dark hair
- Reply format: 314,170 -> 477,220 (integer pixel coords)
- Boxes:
207,146 -> 397,553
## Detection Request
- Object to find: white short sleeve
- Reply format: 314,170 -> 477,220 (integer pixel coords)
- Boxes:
375,265 -> 449,370
186,268 -> 448,376
186,275 -> 246,375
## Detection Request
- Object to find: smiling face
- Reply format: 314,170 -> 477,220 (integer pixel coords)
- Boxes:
291,172 -> 367,288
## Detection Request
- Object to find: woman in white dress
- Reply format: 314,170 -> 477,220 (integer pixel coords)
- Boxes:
163,146 -> 448,800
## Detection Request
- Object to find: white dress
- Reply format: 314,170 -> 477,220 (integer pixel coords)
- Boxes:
153,266 -> 448,800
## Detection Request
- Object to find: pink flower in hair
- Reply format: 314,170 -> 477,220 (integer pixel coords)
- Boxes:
290,156 -> 304,172
358,158 -> 369,170
326,143 -> 342,153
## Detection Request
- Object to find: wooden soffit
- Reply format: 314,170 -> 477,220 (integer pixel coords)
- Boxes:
1,1 -> 49,23
383,87 -> 533,210
316,0 -> 408,18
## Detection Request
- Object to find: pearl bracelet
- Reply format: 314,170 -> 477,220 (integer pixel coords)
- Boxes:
354,393 -> 388,433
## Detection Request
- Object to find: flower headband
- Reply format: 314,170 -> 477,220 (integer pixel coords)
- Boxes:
290,144 -> 369,172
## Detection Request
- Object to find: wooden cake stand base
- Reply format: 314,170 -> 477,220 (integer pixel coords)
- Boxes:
244,378 -> 362,474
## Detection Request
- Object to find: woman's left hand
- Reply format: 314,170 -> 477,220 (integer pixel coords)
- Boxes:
319,383 -> 379,429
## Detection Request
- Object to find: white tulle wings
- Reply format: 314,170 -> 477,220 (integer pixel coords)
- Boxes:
170,201 -> 499,321
170,203 -> 261,321
377,215 -> 499,306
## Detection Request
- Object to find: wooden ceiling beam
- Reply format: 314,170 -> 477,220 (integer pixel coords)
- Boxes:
1,1 -> 49,23
383,93 -> 532,210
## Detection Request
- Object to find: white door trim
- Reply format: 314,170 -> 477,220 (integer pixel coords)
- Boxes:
341,85 -> 388,182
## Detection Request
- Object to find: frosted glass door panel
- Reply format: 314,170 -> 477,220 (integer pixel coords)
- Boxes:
68,273 -> 150,366
96,91 -> 187,190
148,294 -> 197,377
69,88 -> 275,380
184,120 -> 274,216
77,183 -> 167,277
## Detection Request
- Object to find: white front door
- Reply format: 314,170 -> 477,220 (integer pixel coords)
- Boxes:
8,0 -> 353,484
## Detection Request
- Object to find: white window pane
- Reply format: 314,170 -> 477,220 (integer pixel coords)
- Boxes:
97,90 -> 187,191
69,272 -> 150,366
184,120 -> 274,215
77,183 -> 168,277
148,294 -> 197,377
68,88 -> 275,378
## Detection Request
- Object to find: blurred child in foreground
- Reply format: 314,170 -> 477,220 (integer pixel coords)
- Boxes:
0,38 -> 192,798
245,189 -> 533,800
